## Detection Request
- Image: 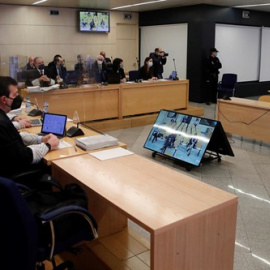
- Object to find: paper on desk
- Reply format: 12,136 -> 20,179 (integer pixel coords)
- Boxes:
57,140 -> 73,149
90,147 -> 133,161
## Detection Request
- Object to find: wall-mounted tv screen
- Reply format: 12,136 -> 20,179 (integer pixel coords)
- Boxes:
144,110 -> 219,167
79,11 -> 110,33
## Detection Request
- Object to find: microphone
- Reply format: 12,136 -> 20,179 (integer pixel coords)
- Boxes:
172,58 -> 179,80
136,57 -> 139,68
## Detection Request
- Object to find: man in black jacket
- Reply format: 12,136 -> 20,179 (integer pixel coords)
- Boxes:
0,76 -> 59,178
149,48 -> 167,79
204,48 -> 222,105
25,57 -> 55,87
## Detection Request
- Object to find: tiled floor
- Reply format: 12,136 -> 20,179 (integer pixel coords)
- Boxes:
106,101 -> 270,270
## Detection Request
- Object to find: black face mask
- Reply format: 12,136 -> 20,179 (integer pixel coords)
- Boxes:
7,95 -> 23,110
38,64 -> 45,70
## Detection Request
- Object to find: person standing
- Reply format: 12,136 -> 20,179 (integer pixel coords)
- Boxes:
149,48 -> 167,79
205,48 -> 222,105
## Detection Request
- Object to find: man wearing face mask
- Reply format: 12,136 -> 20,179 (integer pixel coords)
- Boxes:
25,57 -> 55,87
138,57 -> 157,81
204,48 -> 222,105
0,76 -> 59,178
92,55 -> 107,83
149,48 -> 167,79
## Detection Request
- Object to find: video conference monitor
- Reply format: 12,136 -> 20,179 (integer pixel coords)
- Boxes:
144,110 -> 234,167
79,11 -> 110,33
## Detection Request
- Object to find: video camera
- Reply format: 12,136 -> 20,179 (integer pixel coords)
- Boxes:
161,51 -> 169,57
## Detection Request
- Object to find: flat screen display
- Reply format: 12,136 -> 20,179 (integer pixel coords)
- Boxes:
144,110 -> 217,167
41,113 -> 67,137
79,11 -> 110,33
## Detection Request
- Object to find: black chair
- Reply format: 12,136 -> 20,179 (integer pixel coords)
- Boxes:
217,73 -> 237,98
0,176 -> 98,270
129,70 -> 140,81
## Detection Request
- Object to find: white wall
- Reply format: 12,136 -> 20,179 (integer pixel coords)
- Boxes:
215,24 -> 261,82
0,4 -> 139,75
259,27 -> 270,82
140,24 -> 188,79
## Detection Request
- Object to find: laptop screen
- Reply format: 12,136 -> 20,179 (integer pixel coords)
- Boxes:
41,113 -> 67,137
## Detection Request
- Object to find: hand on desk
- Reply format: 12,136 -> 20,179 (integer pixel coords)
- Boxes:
42,133 -> 59,150
13,116 -> 32,128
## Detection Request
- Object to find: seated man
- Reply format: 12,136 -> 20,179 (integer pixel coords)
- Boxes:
25,57 -> 55,87
100,51 -> 111,65
22,56 -> 35,71
0,76 -> 59,178
92,55 -> 107,83
48,55 -> 67,82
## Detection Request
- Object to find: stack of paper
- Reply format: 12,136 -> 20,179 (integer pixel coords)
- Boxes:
75,134 -> 118,151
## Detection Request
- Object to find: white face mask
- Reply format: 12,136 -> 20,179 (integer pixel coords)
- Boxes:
120,63 -> 124,69
148,61 -> 153,67
97,60 -> 103,65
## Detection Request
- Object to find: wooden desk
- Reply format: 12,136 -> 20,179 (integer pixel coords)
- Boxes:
217,97 -> 270,143
21,80 -> 189,122
26,122 -> 126,166
52,153 -> 237,270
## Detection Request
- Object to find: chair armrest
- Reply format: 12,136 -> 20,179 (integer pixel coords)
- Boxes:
15,183 -> 31,193
40,205 -> 98,230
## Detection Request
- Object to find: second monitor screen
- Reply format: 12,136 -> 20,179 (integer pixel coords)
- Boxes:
144,110 -> 217,167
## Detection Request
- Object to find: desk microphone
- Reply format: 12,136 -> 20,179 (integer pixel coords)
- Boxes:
136,57 -> 139,68
173,58 -> 179,80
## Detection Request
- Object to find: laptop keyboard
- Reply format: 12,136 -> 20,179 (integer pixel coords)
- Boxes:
30,119 -> 42,126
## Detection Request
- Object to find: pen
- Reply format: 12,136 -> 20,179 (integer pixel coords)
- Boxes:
74,146 -> 77,152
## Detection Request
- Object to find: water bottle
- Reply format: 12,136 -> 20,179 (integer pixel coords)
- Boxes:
25,97 -> 31,113
42,100 -> 49,118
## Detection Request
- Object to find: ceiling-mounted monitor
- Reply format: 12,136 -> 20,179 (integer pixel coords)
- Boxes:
79,11 -> 110,33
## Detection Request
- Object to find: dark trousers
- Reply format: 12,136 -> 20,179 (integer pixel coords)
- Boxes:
205,74 -> 218,103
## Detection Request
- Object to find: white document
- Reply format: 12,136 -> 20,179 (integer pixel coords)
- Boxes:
57,140 -> 73,149
90,147 -> 133,161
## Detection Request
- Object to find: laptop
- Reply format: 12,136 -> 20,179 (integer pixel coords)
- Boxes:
40,113 -> 67,138
107,73 -> 121,84
64,70 -> 82,85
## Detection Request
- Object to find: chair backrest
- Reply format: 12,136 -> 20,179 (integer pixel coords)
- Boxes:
129,70 -> 140,81
0,177 -> 38,270
258,95 -> 270,103
221,73 -> 237,88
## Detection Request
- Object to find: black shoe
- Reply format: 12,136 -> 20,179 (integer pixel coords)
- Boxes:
206,102 -> 211,105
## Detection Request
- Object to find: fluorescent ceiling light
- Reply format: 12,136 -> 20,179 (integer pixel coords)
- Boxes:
32,0 -> 47,5
112,0 -> 167,10
235,3 -> 270,7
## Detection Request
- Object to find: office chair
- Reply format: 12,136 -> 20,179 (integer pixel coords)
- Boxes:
129,70 -> 140,81
0,176 -> 98,270
217,73 -> 237,98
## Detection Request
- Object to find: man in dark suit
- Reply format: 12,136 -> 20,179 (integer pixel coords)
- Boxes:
48,56 -> 67,82
204,48 -> 222,105
25,57 -> 55,87
100,51 -> 111,65
149,48 -> 167,79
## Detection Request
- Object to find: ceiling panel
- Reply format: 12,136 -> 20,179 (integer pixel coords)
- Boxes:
0,0 -> 269,12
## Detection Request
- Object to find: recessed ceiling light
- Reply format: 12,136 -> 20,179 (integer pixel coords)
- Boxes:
112,0 -> 167,10
235,3 -> 270,8
32,0 -> 47,5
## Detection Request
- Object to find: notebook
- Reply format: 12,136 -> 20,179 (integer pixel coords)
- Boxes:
40,113 -> 67,138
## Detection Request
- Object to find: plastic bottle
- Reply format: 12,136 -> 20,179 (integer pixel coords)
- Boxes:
25,97 -> 31,113
42,100 -> 49,118
73,110 -> 80,125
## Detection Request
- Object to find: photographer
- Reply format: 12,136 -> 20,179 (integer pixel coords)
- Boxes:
149,47 -> 167,79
